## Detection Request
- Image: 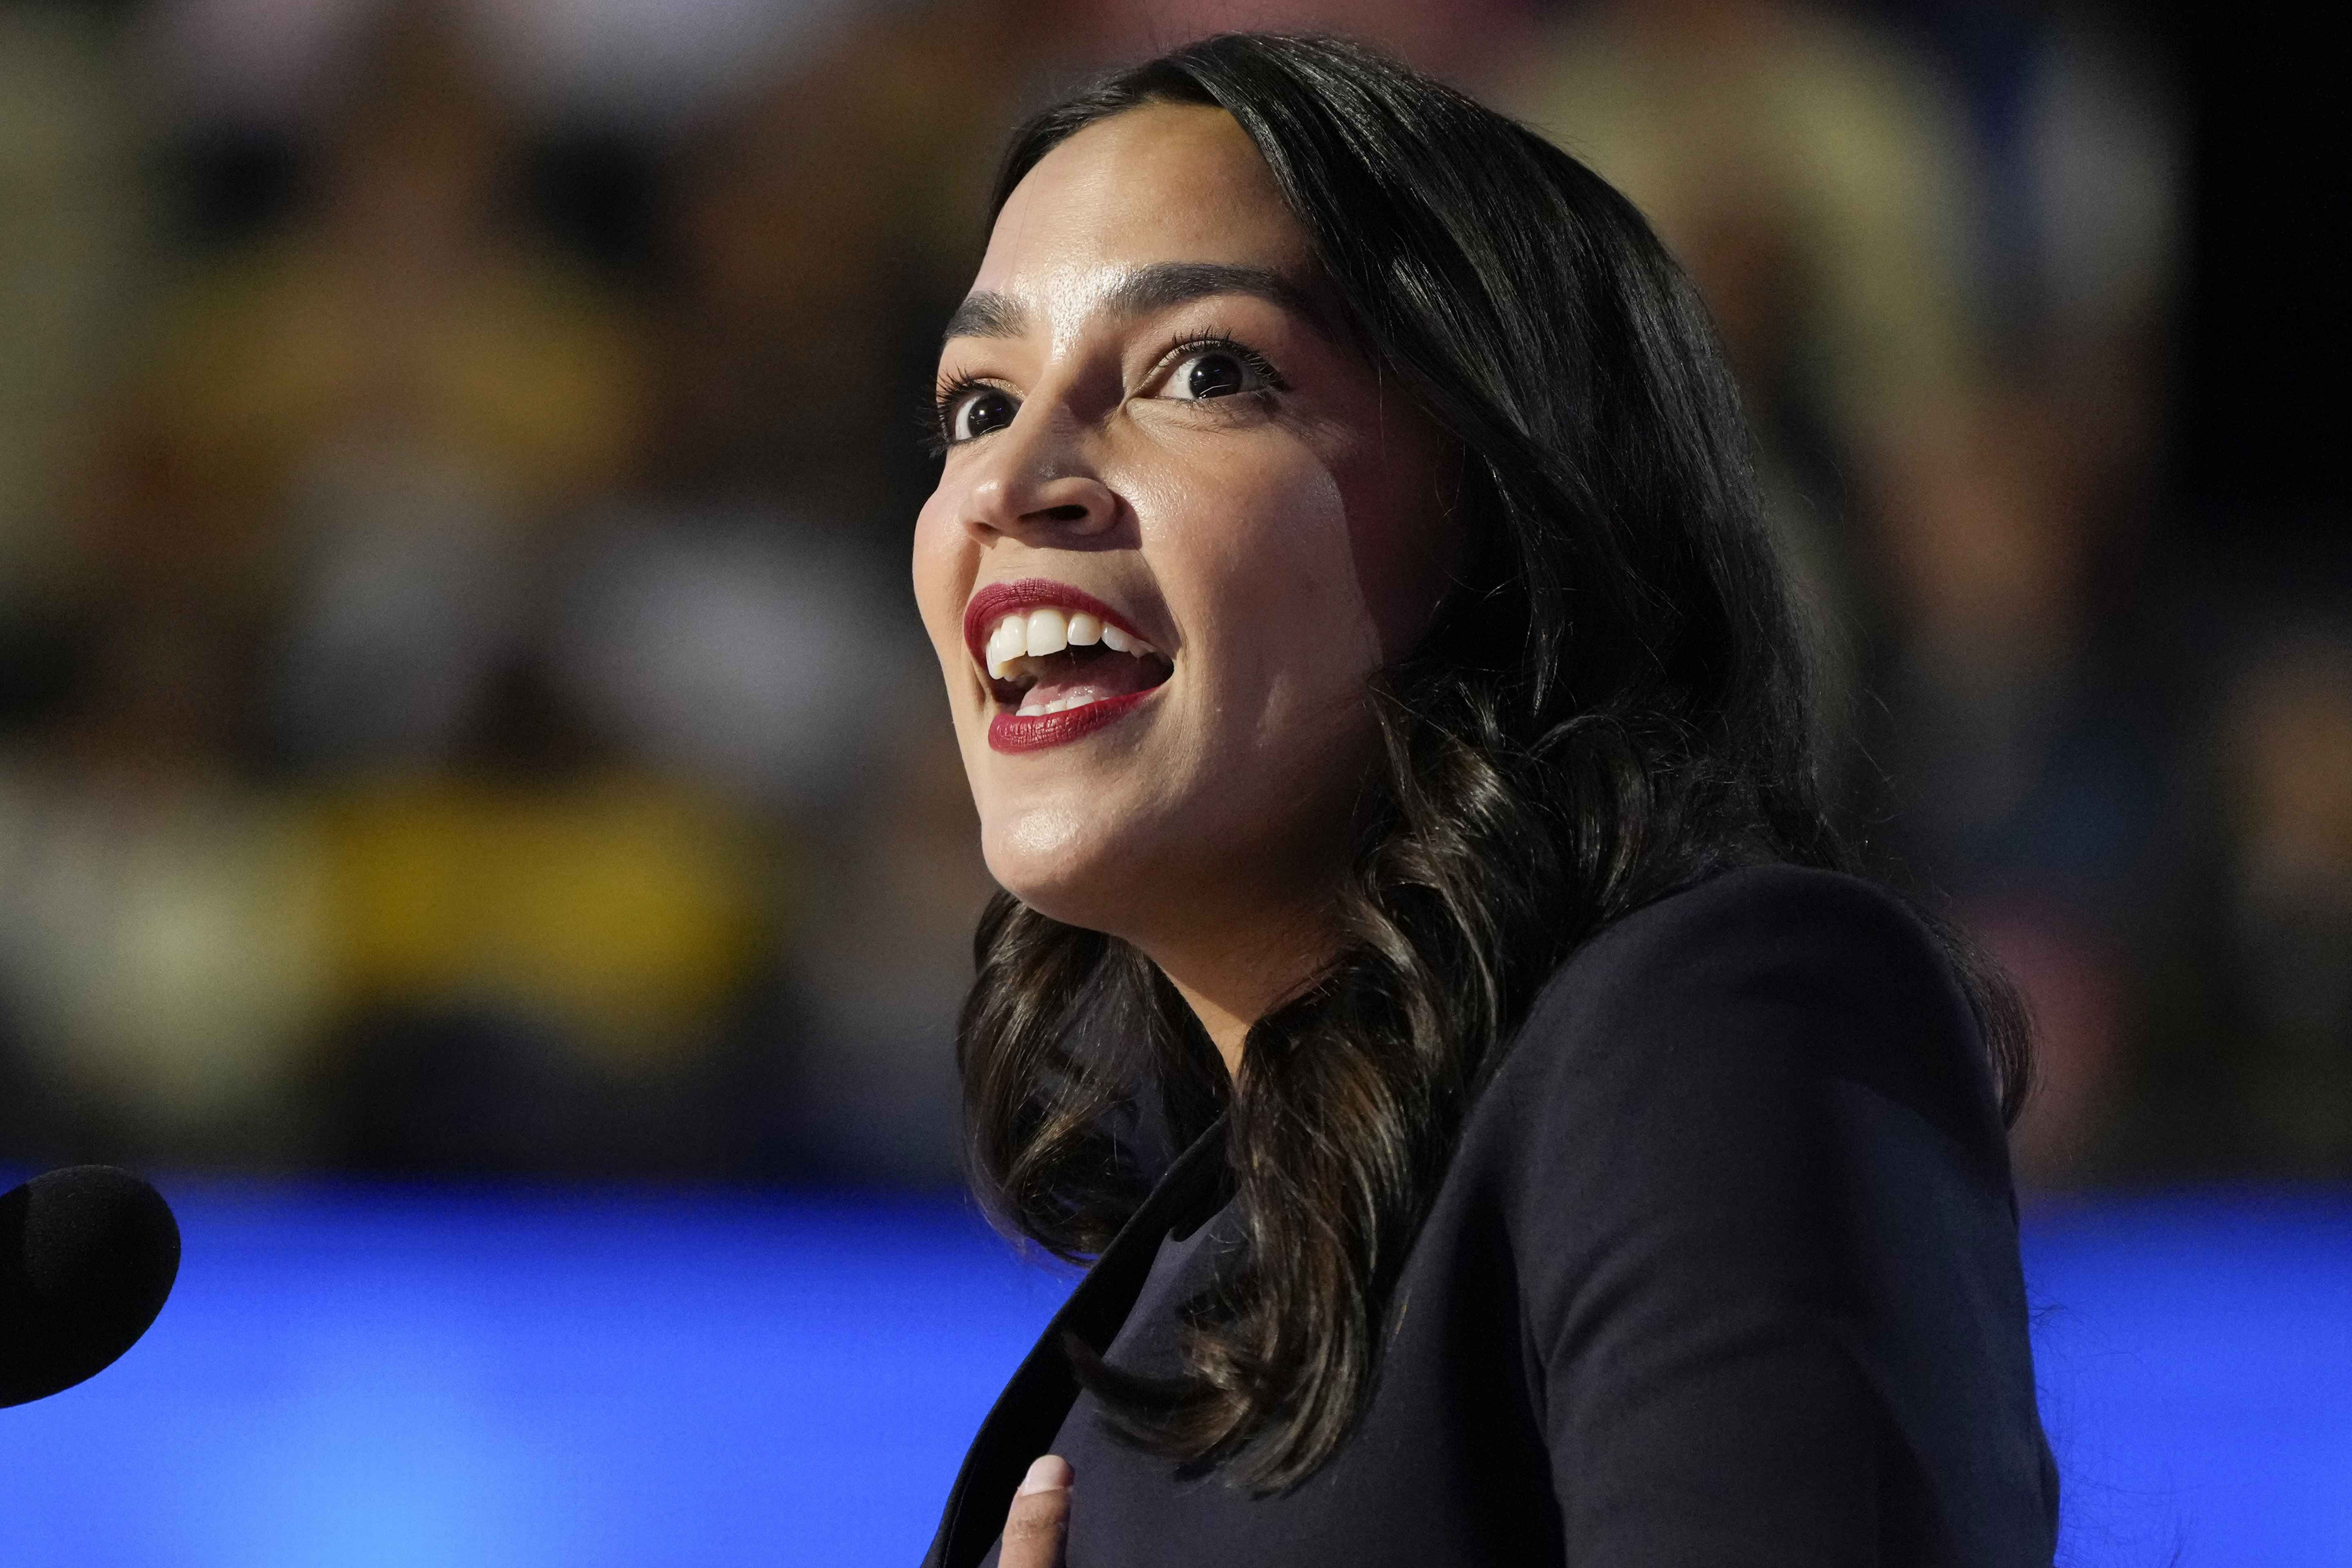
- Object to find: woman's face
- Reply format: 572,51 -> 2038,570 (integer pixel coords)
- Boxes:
913,102 -> 1451,956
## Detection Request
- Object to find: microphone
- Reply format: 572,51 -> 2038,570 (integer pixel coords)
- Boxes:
1,1166 -> 181,1408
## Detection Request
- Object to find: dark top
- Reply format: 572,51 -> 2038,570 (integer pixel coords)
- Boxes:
927,865 -> 2059,1566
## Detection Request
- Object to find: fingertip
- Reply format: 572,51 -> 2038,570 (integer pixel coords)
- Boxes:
1016,1454 -> 1073,1495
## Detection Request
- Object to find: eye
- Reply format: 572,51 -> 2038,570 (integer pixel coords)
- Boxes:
1162,350 -> 1261,402
943,383 -> 1020,442
1174,350 -> 1252,400
1157,339 -> 1283,403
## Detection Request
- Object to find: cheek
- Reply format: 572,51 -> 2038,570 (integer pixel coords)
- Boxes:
1143,446 -> 1386,744
1340,433 -> 1455,664
910,489 -> 975,678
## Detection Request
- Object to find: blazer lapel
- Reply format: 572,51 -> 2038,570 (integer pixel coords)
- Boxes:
921,1116 -> 1230,1568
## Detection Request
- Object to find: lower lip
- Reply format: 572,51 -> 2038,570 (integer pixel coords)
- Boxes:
987,688 -> 1159,753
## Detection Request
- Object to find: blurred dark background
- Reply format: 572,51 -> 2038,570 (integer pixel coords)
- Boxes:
0,0 -> 2343,1193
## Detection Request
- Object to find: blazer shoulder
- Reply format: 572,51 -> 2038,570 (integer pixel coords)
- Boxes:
1568,862 -> 1956,994
1537,862 -> 1973,1044
1468,866 -> 2053,1568
1483,863 -> 2008,1181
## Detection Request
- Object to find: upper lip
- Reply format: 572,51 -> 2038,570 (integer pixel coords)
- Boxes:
962,578 -> 1156,668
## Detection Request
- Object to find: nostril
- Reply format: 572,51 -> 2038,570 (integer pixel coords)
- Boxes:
1031,504 -> 1089,523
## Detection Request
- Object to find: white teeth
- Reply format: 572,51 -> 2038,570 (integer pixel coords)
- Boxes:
1017,691 -> 1100,717
1025,608 -> 1068,657
986,616 -> 1027,679
1097,623 -> 1160,656
981,602 -> 1163,681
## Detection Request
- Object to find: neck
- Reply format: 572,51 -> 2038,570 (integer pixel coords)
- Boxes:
1146,898 -> 1340,1080
1167,979 -> 1258,1080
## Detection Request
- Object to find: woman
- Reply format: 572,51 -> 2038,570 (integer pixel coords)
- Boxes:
911,33 -> 2056,1568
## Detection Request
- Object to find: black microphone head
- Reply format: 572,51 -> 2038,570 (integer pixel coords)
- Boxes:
1,1165 -> 181,1407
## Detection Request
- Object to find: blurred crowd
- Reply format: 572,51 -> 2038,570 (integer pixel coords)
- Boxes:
0,0 -> 2341,1188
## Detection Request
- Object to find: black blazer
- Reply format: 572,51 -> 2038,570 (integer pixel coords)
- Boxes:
925,865 -> 2059,1566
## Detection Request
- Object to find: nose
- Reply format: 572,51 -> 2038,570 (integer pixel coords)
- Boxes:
957,408 -> 1120,544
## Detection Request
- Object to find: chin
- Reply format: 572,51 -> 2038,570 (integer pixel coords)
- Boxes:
978,797 -> 1162,936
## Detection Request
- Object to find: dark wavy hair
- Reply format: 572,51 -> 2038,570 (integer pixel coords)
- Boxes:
951,33 -> 2030,1493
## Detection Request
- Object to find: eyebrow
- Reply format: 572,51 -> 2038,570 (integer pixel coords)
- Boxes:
940,261 -> 1327,344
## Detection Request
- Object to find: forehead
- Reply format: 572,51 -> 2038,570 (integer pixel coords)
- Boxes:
971,102 -> 1315,312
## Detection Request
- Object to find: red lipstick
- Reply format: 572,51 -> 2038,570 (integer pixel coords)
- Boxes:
988,689 -> 1159,753
965,578 -> 1168,754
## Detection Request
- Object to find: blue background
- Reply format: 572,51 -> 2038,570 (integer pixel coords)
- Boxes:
2,1184 -> 2345,1566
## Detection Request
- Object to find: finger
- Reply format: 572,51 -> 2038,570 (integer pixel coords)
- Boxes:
999,1454 -> 1073,1568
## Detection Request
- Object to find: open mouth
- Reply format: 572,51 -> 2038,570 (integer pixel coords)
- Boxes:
964,583 -> 1174,751
984,606 -> 1174,713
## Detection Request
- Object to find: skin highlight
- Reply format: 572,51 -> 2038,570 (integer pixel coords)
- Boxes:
911,102 -> 1454,1076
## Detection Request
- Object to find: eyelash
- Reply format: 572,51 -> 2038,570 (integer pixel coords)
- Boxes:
925,330 -> 1289,454
924,371 -> 1006,459
1159,328 -> 1289,400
